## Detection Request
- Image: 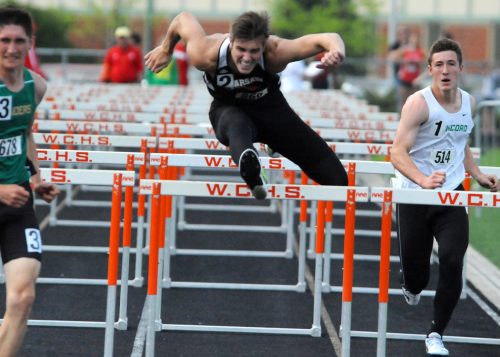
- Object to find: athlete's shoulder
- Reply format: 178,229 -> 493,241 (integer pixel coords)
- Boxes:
401,90 -> 429,125
189,33 -> 226,72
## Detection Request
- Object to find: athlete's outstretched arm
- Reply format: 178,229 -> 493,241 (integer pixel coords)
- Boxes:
266,33 -> 345,73
145,11 -> 221,73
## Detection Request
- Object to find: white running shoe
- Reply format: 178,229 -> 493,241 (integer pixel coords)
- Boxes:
402,286 -> 420,305
425,332 -> 449,356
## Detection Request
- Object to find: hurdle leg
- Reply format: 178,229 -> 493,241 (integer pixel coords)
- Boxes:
116,245 -> 130,330
297,222 -> 307,292
162,217 -> 172,287
340,189 -> 356,357
64,183 -> 73,206
169,196 -> 178,254
312,200 -> 326,337
146,183 -> 161,357
104,174 -> 122,357
376,191 -> 393,357
176,195 -> 187,232
155,246 -> 164,328
322,220 -> 333,292
49,196 -> 58,226
133,215 -> 145,286
307,200 -> 317,258
297,178 -> 309,291
284,200 -> 295,258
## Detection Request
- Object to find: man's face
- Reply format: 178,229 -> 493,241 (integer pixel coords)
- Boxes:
0,24 -> 31,71
116,36 -> 130,48
229,37 -> 265,74
428,50 -> 463,91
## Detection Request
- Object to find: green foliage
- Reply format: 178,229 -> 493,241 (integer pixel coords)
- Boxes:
364,87 -> 397,112
270,0 -> 379,57
469,148 -> 500,268
2,0 -> 74,48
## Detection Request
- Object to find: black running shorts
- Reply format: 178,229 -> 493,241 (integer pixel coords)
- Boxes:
0,182 -> 42,263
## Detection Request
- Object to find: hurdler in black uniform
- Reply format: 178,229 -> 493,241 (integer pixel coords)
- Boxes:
204,38 -> 347,199
145,11 -> 348,199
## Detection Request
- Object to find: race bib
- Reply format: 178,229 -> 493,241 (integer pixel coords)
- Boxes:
0,135 -> 22,157
25,228 -> 43,253
0,96 -> 13,121
430,149 -> 455,165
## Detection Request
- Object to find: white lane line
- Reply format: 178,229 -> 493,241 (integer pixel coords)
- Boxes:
130,298 -> 150,357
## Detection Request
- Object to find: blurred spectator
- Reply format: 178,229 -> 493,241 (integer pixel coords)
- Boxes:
99,26 -> 143,83
388,25 -> 410,83
131,31 -> 142,47
397,33 -> 426,108
280,60 -> 306,92
173,42 -> 189,85
479,68 -> 500,141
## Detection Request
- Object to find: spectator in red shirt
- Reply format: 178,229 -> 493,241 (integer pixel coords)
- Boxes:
173,42 -> 189,85
100,26 -> 143,83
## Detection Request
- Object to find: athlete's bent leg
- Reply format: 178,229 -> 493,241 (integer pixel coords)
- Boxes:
209,103 -> 258,165
397,204 -> 434,294
0,257 -> 41,357
429,206 -> 469,336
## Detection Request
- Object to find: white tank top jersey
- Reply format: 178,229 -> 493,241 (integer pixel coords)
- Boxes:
394,86 -> 474,190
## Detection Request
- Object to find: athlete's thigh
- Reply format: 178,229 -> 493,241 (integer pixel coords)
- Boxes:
432,205 -> 469,257
397,203 -> 434,260
208,101 -> 258,146
4,257 -> 41,294
257,102 -> 331,164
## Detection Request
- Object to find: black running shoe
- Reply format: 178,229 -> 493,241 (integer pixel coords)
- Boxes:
239,149 -> 267,200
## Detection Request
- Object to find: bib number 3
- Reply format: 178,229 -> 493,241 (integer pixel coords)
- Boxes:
25,228 -> 42,253
0,96 -> 12,121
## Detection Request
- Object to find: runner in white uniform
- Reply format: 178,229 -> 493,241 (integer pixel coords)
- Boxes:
391,38 -> 498,356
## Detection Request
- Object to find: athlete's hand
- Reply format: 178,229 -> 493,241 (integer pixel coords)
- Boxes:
475,173 -> 499,192
420,171 -> 446,189
316,50 -> 344,69
34,183 -> 60,203
0,184 -> 30,208
144,46 -> 172,73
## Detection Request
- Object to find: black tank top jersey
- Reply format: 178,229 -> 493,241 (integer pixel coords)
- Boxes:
203,38 -> 281,104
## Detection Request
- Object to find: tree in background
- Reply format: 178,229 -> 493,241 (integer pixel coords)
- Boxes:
3,1 -> 73,48
271,0 -> 379,81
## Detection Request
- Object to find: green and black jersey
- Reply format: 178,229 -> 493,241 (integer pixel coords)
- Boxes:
0,69 -> 36,184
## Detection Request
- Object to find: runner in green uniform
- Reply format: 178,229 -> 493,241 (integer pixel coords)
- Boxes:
0,6 -> 59,356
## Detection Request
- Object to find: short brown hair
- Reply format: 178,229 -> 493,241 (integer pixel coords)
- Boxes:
428,38 -> 463,66
230,11 -> 270,42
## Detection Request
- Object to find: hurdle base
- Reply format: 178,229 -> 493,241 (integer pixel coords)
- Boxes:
350,330 -> 500,345
162,323 -> 319,336
169,281 -> 306,292
130,277 -> 144,288
114,318 -> 128,330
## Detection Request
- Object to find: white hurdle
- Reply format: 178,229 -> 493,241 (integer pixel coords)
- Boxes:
138,178 -> 369,356
0,169 -> 134,357
339,187 -> 500,357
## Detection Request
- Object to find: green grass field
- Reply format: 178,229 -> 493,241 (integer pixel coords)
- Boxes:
469,148 -> 500,268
